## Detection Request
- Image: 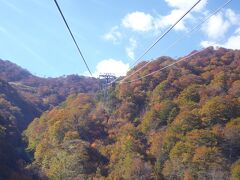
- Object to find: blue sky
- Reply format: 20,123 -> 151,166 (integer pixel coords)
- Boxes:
0,0 -> 239,77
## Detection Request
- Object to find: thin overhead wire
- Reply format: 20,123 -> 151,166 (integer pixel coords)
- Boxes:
53,0 -> 93,76
130,0 -> 202,68
119,0 -> 232,83
123,22 -> 240,84
121,48 -> 205,84
110,0 -> 202,85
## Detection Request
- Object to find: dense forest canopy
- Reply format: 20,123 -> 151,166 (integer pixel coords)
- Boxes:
22,47 -> 240,179
0,60 -> 100,179
0,47 -> 239,179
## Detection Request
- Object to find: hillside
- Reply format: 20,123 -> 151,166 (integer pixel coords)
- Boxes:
0,60 -> 100,179
0,79 -> 40,179
0,59 -> 99,111
0,60 -> 32,82
25,47 -> 240,179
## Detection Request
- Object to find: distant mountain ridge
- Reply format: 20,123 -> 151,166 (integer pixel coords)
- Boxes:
0,59 -> 32,82
0,59 -> 100,111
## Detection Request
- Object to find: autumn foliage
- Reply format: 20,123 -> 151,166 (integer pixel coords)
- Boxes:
22,47 -> 240,179
2,47 -> 240,179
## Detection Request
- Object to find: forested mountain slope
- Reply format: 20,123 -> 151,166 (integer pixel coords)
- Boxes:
0,59 -> 99,111
25,47 -> 240,179
0,79 -> 40,179
0,60 -> 100,179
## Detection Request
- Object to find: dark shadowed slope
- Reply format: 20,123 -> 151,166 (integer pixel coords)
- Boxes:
0,79 -> 40,179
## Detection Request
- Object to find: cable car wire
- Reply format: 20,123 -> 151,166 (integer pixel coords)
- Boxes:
120,48 -> 205,84
119,0 -> 232,83
53,0 -> 93,76
109,0 -> 202,85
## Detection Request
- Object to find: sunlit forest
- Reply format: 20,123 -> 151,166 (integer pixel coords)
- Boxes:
0,47 -> 240,179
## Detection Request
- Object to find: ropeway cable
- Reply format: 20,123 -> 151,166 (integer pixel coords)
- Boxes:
109,0 -> 202,85
119,0 -> 232,84
53,0 -> 93,76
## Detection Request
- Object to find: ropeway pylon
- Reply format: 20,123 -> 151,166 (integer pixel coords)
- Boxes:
98,73 -> 116,109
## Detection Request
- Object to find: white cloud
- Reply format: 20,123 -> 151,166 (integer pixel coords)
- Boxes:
225,9 -> 240,25
122,11 -> 154,32
203,12 -> 230,39
202,9 -> 240,40
235,27 -> 240,34
155,0 -> 207,31
93,59 -> 129,77
224,34 -> 240,49
200,40 -> 219,48
120,0 -> 207,33
201,9 -> 240,50
201,27 -> 240,50
103,26 -> 122,43
164,0 -> 207,12
126,38 -> 137,59
154,9 -> 190,31
122,10 -> 190,32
